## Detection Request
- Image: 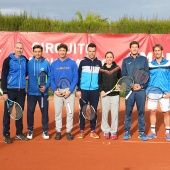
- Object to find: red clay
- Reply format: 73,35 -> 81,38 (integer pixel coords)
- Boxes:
0,97 -> 169,170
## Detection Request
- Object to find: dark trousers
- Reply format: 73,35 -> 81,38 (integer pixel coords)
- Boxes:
3,89 -> 26,136
124,90 -> 146,132
79,89 -> 100,131
27,95 -> 49,132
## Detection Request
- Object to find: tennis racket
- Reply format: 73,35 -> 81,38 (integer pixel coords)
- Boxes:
105,76 -> 134,95
57,78 -> 72,114
38,71 -> 48,108
0,88 -> 23,120
146,86 -> 166,101
79,98 -> 96,121
125,68 -> 149,100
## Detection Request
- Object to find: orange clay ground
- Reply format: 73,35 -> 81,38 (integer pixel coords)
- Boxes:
0,97 -> 170,170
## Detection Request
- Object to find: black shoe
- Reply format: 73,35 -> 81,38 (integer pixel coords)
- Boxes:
55,132 -> 61,140
66,132 -> 73,140
15,133 -> 28,141
4,135 -> 12,144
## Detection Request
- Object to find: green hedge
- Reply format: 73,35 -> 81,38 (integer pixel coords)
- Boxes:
1,11 -> 170,33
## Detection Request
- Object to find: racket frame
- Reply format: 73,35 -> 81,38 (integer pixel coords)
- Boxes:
57,78 -> 72,114
38,71 -> 48,108
105,76 -> 134,95
79,98 -> 96,121
7,99 -> 23,120
126,68 -> 149,100
0,88 -> 23,120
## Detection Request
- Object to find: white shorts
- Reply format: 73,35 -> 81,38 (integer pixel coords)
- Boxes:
147,98 -> 170,112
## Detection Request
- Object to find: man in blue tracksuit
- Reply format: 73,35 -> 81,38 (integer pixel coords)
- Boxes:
146,44 -> 170,141
76,43 -> 102,139
122,41 -> 149,141
51,43 -> 78,140
27,44 -> 50,140
1,42 -> 28,144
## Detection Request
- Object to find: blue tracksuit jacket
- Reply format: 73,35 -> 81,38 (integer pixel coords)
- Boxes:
1,53 -> 28,93
148,58 -> 170,92
27,56 -> 51,96
77,57 -> 102,91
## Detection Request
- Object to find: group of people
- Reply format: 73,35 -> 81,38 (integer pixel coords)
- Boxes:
1,40 -> 170,144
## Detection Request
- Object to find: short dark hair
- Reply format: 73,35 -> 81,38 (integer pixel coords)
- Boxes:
33,44 -> 43,51
57,43 -> 68,51
105,51 -> 114,58
153,44 -> 163,51
87,43 -> 96,49
129,41 -> 139,48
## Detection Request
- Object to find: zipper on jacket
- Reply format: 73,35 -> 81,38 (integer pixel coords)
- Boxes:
36,60 -> 39,96
8,76 -> 12,84
19,59 -> 21,88
89,61 -> 93,90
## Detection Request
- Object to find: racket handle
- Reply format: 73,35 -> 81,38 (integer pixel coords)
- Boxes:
125,90 -> 132,100
66,101 -> 72,114
41,97 -> 44,108
105,90 -> 112,95
79,97 -> 86,104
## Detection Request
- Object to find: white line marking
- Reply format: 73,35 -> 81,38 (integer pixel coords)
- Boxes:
121,140 -> 170,144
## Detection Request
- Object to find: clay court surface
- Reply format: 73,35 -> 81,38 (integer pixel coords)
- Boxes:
0,97 -> 170,170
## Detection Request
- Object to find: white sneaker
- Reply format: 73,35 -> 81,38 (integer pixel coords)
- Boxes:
42,131 -> 49,140
27,130 -> 33,140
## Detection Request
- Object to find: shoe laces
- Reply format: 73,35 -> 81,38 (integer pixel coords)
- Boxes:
91,131 -> 98,136
28,131 -> 32,135
44,131 -> 48,136
80,130 -> 84,134
139,132 -> 145,137
125,131 -> 129,135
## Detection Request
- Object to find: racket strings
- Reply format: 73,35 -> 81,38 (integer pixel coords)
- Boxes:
57,78 -> 70,89
39,72 -> 47,86
134,69 -> 149,84
118,77 -> 133,91
82,104 -> 95,120
119,82 -> 127,91
9,102 -> 23,120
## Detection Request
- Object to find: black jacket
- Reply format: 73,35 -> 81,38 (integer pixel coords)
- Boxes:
99,62 -> 122,96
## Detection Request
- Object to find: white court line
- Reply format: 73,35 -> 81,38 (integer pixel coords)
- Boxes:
121,140 -> 170,144
0,50 -> 1,52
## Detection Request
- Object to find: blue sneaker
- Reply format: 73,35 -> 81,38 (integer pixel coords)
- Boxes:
165,133 -> 170,141
138,132 -> 147,141
123,131 -> 131,140
147,133 -> 157,139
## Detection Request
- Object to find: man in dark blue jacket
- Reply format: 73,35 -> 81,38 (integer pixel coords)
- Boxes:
1,42 -> 28,144
27,44 -> 50,140
76,43 -> 102,139
122,41 -> 149,141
